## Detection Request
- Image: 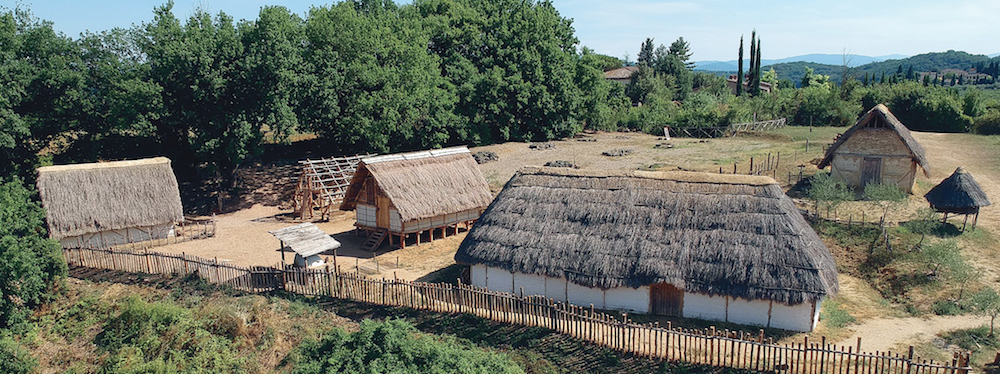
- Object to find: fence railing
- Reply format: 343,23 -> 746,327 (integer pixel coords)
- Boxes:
62,246 -> 971,374
728,118 -> 788,134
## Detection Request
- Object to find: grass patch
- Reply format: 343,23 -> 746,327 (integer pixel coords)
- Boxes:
820,300 -> 856,328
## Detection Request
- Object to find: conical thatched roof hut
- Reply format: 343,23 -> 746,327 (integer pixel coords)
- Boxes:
925,167 -> 991,213
340,147 -> 493,250
924,167 -> 991,231
455,167 -> 838,332
818,104 -> 930,193
37,157 -> 184,248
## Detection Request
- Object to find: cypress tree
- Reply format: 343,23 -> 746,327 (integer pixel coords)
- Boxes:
749,31 -> 756,93
752,37 -> 762,95
736,36 -> 744,96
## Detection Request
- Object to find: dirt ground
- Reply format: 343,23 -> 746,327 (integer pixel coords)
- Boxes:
150,129 -> 1000,356
830,132 -> 1000,353
155,129 -> 837,282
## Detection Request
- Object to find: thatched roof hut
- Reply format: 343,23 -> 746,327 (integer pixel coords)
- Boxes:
456,167 -> 838,306
817,104 -> 930,193
924,167 -> 991,214
37,157 -> 184,245
341,147 -> 493,250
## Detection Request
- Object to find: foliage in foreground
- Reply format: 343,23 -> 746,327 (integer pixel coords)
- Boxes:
287,318 -> 524,374
0,178 -> 66,331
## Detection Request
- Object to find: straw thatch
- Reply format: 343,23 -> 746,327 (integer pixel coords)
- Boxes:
340,147 -> 493,222
818,104 -> 931,177
37,157 -> 184,239
924,167 -> 991,213
455,167 -> 839,305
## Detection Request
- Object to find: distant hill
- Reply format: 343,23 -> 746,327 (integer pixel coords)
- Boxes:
693,53 -> 907,72
756,51 -> 999,86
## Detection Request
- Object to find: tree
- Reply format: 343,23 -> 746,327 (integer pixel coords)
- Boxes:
748,31 -> 756,93
668,37 -> 693,69
0,177 -> 67,330
971,288 -> 1000,336
637,37 -> 655,66
751,36 -> 762,96
863,183 -> 908,227
736,36 -> 744,96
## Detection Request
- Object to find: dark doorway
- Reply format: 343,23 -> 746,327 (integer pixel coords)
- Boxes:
861,157 -> 882,187
650,282 -> 683,316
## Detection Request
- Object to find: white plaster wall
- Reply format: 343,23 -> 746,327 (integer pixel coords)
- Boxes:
604,286 -> 650,313
566,281 -> 606,309
61,223 -> 175,248
470,265 -> 487,288
726,297 -> 772,327
294,254 -> 325,268
682,293 -> 728,322
487,267 -> 515,294
769,301 -> 815,332
545,276 -> 567,302
513,272 -> 547,297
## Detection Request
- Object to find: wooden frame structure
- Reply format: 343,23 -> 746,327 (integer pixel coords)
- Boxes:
293,154 -> 375,220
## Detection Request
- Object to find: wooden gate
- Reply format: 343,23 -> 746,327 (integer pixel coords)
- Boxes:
861,157 -> 882,187
650,282 -> 683,316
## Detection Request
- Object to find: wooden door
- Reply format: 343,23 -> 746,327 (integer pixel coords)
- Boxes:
650,282 -> 683,316
376,196 -> 392,229
861,157 -> 882,187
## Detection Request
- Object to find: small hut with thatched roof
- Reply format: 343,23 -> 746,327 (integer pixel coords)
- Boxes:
924,167 -> 991,231
818,104 -> 930,193
455,167 -> 839,332
340,147 -> 493,251
37,157 -> 184,248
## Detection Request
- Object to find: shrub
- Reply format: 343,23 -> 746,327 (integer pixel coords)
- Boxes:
0,177 -> 67,331
932,300 -> 961,316
288,319 -> 524,374
0,336 -> 36,374
973,112 -> 1000,135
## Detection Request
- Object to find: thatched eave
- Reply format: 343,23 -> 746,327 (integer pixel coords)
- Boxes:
924,167 -> 991,212
455,167 -> 839,305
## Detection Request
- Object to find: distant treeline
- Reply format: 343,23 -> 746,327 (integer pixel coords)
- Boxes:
3,1 -> 1000,185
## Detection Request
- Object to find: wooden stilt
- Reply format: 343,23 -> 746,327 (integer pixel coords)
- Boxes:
973,211 -> 980,230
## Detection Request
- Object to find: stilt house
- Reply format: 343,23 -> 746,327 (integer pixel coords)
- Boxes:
924,167 -> 991,231
37,157 -> 184,248
455,167 -> 839,332
340,147 -> 493,250
818,104 -> 931,193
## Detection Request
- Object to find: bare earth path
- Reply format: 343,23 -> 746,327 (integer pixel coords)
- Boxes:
833,132 -> 1000,353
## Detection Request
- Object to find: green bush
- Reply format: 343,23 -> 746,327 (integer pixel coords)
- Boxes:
0,177 -> 67,331
932,300 -> 961,315
288,319 -> 524,374
96,296 -> 246,373
0,336 -> 36,374
973,112 -> 1000,135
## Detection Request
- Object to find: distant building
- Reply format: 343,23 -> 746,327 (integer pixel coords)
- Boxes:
602,66 -> 639,84
726,74 -> 772,94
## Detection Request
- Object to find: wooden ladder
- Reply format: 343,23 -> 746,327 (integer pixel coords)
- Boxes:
363,229 -> 389,252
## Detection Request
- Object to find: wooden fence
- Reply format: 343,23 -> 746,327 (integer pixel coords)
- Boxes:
63,246 -> 971,374
728,118 -> 788,134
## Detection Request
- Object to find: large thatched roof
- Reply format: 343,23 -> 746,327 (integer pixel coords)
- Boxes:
924,167 -> 991,212
340,147 -> 493,222
455,167 -> 839,305
37,157 -> 184,239
818,104 -> 931,177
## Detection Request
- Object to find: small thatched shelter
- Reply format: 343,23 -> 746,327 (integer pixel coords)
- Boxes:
340,147 -> 493,250
924,167 -> 991,231
455,167 -> 838,332
269,223 -> 341,268
37,157 -> 184,248
818,104 -> 930,193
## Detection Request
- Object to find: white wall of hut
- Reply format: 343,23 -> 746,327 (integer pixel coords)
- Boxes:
471,265 -> 820,332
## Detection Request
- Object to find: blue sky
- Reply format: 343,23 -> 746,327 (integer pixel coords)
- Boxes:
17,0 -> 1000,62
